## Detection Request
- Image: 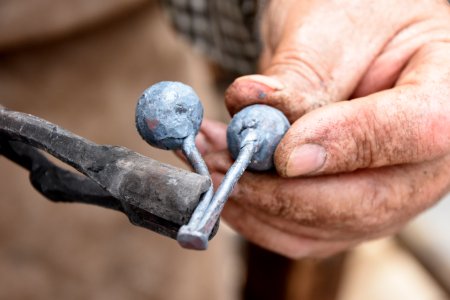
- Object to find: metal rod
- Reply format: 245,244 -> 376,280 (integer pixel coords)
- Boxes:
180,135 -> 214,229
177,131 -> 258,250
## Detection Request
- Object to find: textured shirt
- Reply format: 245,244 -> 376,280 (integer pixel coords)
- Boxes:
162,0 -> 263,74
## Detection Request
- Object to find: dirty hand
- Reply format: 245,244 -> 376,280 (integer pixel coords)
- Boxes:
201,0 -> 450,258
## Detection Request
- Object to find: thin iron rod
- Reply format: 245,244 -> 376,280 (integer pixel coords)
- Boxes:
181,134 -> 214,228
197,140 -> 257,235
178,131 -> 258,249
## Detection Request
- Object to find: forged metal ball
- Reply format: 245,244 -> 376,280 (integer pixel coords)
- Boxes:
227,104 -> 290,171
136,81 -> 203,150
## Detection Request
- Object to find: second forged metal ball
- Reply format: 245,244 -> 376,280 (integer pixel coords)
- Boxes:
227,104 -> 290,171
136,81 -> 203,150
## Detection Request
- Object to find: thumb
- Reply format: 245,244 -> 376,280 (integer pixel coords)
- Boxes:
225,0 -> 421,122
274,84 -> 450,177
275,40 -> 450,177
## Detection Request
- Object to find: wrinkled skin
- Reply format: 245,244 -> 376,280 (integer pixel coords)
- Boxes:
193,0 -> 450,258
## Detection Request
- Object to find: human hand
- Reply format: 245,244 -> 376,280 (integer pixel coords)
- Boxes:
204,0 -> 450,258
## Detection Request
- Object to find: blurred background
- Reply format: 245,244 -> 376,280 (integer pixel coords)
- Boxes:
0,1 -> 449,299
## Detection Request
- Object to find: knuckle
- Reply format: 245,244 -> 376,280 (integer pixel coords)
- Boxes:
267,47 -> 333,94
266,46 -> 331,87
342,105 -> 397,171
265,47 -> 337,117
350,176 -> 396,235
353,109 -> 378,169
269,180 -> 318,227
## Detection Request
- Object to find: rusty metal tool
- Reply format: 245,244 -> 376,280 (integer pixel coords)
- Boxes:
0,106 -> 218,240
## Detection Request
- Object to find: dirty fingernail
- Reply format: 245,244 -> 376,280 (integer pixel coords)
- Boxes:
286,144 -> 326,177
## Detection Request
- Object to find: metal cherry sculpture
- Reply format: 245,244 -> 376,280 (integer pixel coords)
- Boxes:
136,81 -> 290,250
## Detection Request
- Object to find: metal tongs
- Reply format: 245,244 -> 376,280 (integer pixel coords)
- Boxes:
0,105 -> 216,240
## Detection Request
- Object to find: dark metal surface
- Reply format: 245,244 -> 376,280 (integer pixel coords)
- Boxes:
1,137 -> 123,212
0,106 -> 215,239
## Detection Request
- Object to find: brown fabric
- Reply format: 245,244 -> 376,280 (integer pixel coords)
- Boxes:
0,3 -> 238,299
0,0 -> 149,50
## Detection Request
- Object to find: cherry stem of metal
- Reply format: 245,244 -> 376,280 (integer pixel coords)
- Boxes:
177,130 -> 258,250
180,134 -> 215,228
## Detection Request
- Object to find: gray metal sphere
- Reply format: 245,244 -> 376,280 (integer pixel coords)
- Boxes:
136,81 -> 203,150
227,104 -> 290,171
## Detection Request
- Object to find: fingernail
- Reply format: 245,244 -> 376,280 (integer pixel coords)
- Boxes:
286,144 -> 326,177
230,77 -> 281,103
237,75 -> 284,91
